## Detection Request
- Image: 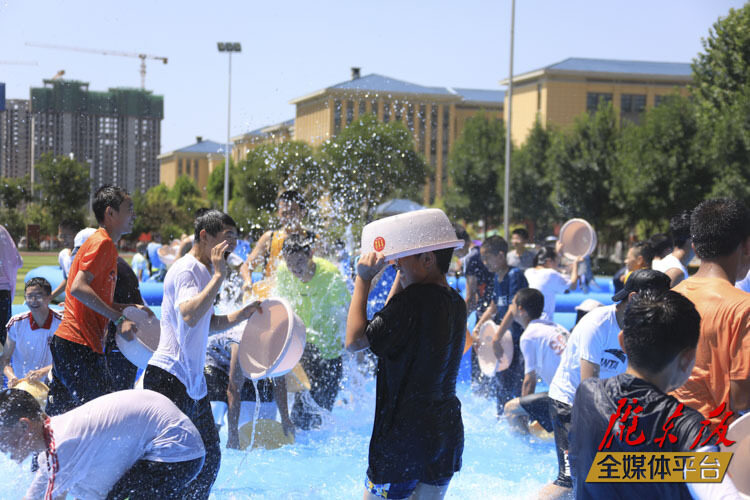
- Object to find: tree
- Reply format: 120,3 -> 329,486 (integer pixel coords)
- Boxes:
320,114 -> 427,224
34,153 -> 90,229
510,120 -> 556,236
0,175 -> 31,209
170,175 -> 208,219
206,160 -> 235,208
614,95 -> 711,233
547,102 -> 620,240
443,112 -> 505,231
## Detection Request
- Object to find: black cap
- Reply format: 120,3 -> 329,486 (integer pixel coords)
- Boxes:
611,269 -> 671,302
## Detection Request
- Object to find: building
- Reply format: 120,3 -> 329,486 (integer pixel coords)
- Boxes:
0,99 -> 32,178
289,69 -> 504,203
158,137 -> 228,194
500,57 -> 692,145
31,79 -> 163,193
230,118 -> 294,165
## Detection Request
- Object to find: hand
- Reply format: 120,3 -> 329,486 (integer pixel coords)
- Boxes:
119,319 -> 138,341
281,417 -> 295,438
227,431 -> 240,450
240,301 -> 262,321
492,333 -> 505,360
555,240 -> 563,253
25,369 -> 45,382
8,376 -> 19,388
356,251 -> 386,282
211,240 -> 230,279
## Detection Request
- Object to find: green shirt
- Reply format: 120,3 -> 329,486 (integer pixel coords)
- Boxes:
275,257 -> 350,359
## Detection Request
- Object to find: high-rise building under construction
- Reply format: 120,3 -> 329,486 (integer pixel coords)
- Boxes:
30,79 -> 163,193
0,98 -> 32,179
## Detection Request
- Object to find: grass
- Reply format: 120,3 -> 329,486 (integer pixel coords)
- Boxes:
14,252 -> 59,304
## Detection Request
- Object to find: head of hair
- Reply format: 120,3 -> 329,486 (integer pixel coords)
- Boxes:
452,223 -> 470,243
24,277 -> 51,296
92,185 -> 130,223
648,233 -> 673,259
631,240 -> 656,267
277,190 -> 306,212
481,235 -> 508,255
533,246 -> 557,267
669,210 -> 692,249
193,210 -> 237,242
432,248 -> 454,274
515,287 -> 544,320
512,227 -> 529,240
691,199 -> 750,259
282,233 -> 313,256
0,389 -> 43,427
136,241 -> 147,253
58,219 -> 79,232
622,290 -> 700,374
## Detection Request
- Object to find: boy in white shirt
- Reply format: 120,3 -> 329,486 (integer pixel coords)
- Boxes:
0,388 -> 205,500
0,278 -> 62,388
502,288 -> 568,434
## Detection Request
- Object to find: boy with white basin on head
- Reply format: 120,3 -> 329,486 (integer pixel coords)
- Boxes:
346,210 -> 466,500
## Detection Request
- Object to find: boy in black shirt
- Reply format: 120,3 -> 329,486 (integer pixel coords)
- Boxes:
347,244 -> 467,500
570,290 -> 710,499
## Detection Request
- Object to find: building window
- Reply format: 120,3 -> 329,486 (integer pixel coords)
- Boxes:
442,105 -> 450,162
654,94 -> 671,107
537,83 -> 542,111
177,158 -> 182,175
394,100 -> 402,123
407,103 -> 415,133
418,104 -> 426,151
370,99 -> 378,117
383,101 -> 390,123
586,92 -> 613,113
334,99 -> 342,134
359,100 -> 366,117
186,162 -> 191,175
346,100 -> 354,126
194,159 -> 199,182
620,94 -> 646,125
429,104 -> 438,165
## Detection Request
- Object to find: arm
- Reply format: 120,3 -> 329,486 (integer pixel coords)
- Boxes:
465,274 -> 478,311
345,252 -> 386,352
226,343 -> 244,449
566,257 -> 583,291
209,301 -> 261,333
0,338 -> 18,387
385,269 -> 403,303
179,242 -> 228,328
50,277 -> 67,301
239,231 -> 272,283
491,306 -> 516,359
472,301 -> 498,338
665,267 -> 685,288
521,371 -> 537,397
273,376 -> 294,437
24,365 -> 52,383
729,378 -> 750,412
580,358 -> 600,381
69,270 -> 121,322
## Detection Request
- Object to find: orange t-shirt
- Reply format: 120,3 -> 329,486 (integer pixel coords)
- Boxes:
55,228 -> 118,353
672,276 -> 750,429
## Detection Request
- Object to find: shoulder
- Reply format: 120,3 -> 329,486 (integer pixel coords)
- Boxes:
7,311 -> 31,328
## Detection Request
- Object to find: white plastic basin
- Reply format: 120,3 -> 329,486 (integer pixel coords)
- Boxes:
239,297 -> 306,380
361,208 -> 464,261
559,218 -> 597,260
477,321 -> 514,376
116,306 -> 161,369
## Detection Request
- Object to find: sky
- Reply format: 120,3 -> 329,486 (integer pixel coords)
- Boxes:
0,0 -> 744,154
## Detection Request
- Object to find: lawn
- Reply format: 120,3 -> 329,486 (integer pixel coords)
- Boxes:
14,252 -> 59,304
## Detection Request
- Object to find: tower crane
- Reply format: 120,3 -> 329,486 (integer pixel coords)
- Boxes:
25,42 -> 167,89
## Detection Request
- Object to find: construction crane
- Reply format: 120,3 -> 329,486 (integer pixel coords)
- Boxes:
25,42 -> 167,89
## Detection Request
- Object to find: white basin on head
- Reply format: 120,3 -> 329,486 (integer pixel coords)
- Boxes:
239,297 -> 306,380
116,306 -> 161,370
477,321 -> 514,376
360,208 -> 464,262
559,218 -> 597,260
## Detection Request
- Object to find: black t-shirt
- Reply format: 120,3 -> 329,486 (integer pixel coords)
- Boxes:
570,373 -> 704,500
364,283 -> 467,483
463,247 -> 495,314
105,257 -> 144,352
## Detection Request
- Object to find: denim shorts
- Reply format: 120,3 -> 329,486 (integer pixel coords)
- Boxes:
365,475 -> 452,499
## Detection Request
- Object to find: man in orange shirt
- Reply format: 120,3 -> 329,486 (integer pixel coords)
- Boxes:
672,198 -> 750,429
47,185 -> 138,414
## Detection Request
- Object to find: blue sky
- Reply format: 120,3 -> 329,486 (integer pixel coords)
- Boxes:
0,0 -> 744,154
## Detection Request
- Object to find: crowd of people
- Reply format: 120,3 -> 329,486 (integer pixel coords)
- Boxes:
0,185 -> 748,499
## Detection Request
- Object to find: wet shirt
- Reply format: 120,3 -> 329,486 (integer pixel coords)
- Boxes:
104,258 -> 144,354
26,390 -> 205,500
672,277 -> 750,429
55,228 -> 117,353
0,224 -> 22,295
570,374 -> 703,500
364,283 -> 467,483
524,267 -> 572,321
492,267 -> 528,342
58,248 -> 73,279
275,257 -> 350,360
204,327 -> 243,373
6,310 -> 62,378
506,249 -> 535,270
519,318 -> 568,385
462,247 -> 495,314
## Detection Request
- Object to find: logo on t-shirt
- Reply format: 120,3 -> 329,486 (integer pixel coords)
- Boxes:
373,236 -> 385,252
604,348 -> 626,363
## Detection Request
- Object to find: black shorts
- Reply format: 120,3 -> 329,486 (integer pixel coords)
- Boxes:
549,398 -> 573,489
204,366 -> 274,403
518,392 -> 553,432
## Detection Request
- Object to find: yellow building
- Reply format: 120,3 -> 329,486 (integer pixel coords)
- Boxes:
158,137 -> 229,195
230,118 -> 294,165
290,68 -> 504,203
500,58 -> 692,145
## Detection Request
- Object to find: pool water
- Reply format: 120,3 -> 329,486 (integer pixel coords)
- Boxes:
0,360 -> 558,499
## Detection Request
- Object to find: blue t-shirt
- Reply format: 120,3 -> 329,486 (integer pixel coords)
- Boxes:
463,247 -> 495,314
492,267 -> 528,340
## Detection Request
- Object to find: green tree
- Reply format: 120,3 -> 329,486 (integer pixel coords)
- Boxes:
206,160 -> 236,208
170,175 -> 208,219
548,102 -> 620,240
614,95 -> 711,233
510,120 -> 556,235
34,153 -> 90,229
320,114 -> 427,224
0,175 -> 31,209
443,112 -> 505,230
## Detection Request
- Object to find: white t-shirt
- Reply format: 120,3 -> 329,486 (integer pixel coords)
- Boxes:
519,318 -> 569,386
548,304 -> 626,406
652,254 -> 688,281
524,267 -> 572,320
57,248 -> 73,279
26,390 -> 204,500
6,310 -> 62,379
149,253 -> 213,400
